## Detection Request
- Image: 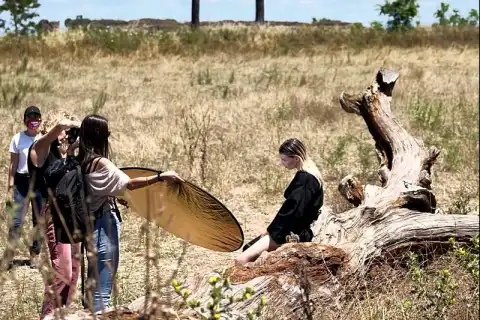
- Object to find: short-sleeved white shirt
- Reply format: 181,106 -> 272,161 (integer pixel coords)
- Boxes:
9,131 -> 41,174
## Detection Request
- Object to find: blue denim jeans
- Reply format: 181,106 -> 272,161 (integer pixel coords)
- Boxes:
86,209 -> 120,313
7,176 -> 45,255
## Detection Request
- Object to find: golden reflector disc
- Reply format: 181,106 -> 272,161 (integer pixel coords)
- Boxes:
120,167 -> 244,252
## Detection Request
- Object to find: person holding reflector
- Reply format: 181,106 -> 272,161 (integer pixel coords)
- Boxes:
77,114 -> 184,313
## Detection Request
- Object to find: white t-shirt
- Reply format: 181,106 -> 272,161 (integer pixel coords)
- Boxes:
9,131 -> 41,174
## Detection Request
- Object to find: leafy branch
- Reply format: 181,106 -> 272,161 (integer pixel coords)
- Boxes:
171,272 -> 266,320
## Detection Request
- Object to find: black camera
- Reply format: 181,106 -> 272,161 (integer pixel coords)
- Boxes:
66,127 -> 80,145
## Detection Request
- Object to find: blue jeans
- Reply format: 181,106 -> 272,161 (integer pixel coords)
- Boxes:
7,177 -> 45,255
86,209 -> 120,313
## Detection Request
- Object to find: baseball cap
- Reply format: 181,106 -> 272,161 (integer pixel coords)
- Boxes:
24,106 -> 41,119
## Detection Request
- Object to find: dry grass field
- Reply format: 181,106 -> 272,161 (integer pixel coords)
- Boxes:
0,25 -> 478,319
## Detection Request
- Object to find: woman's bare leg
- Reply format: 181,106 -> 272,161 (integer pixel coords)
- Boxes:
235,234 -> 280,266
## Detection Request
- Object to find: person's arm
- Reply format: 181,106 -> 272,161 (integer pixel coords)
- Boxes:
30,119 -> 80,168
89,158 -> 184,198
7,136 -> 19,192
7,153 -> 19,192
266,173 -> 316,244
126,171 -> 184,191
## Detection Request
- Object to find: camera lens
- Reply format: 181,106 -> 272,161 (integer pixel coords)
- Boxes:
67,127 -> 79,144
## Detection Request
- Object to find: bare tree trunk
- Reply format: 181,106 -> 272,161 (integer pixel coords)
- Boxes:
50,69 -> 479,320
191,0 -> 200,29
255,0 -> 265,23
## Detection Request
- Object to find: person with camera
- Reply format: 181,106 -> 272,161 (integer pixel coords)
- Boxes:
1,106 -> 44,272
27,110 -> 82,319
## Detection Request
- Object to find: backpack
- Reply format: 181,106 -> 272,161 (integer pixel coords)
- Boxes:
43,155 -> 80,190
52,156 -> 103,244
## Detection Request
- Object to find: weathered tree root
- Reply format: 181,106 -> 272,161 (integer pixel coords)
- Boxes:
50,69 -> 479,320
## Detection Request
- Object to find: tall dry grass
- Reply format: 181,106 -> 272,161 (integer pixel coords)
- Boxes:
0,24 -> 478,60
0,25 -> 478,319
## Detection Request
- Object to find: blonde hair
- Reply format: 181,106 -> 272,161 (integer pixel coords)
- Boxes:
279,138 -> 324,186
299,157 -> 324,186
40,110 -> 77,135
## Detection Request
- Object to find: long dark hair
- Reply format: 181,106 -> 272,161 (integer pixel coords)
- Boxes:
77,114 -> 110,164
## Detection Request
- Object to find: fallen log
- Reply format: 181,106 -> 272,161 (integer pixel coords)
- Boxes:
45,69 -> 479,320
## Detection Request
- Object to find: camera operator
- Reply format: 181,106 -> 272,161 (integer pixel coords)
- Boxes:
27,111 -> 82,320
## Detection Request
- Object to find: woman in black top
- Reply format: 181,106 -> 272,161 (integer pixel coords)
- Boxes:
235,138 -> 324,266
27,111 -> 82,320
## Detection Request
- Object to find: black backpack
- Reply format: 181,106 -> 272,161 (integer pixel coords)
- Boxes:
43,155 -> 80,190
52,156 -> 103,244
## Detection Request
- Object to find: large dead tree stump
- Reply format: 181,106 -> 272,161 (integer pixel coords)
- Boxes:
46,69 -> 479,320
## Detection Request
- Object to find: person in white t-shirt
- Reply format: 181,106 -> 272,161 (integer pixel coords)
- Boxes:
1,106 -> 44,271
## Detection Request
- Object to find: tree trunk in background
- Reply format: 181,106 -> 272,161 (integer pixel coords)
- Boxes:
255,0 -> 265,23
191,0 -> 200,28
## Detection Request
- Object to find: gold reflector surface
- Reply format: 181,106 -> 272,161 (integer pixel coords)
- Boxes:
120,167 -> 244,252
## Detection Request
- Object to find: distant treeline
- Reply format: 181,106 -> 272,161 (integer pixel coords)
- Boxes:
37,15 -> 353,32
